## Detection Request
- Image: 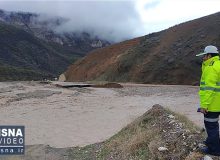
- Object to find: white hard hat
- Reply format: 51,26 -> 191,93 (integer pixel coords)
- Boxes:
196,45 -> 219,56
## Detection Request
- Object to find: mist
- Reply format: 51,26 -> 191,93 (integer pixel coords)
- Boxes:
1,0 -> 219,42
0,1 -> 143,42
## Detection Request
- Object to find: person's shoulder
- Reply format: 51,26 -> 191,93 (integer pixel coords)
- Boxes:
213,58 -> 220,71
214,58 -> 220,65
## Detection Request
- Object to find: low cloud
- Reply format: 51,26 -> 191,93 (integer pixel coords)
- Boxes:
0,0 -> 219,42
0,1 -> 143,42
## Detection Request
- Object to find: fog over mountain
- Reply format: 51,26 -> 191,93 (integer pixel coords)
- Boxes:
0,0 -> 219,42
0,1 -> 142,42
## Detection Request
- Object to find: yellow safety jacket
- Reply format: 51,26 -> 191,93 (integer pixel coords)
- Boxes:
199,56 -> 220,112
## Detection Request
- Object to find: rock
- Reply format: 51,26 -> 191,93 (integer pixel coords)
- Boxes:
170,131 -> 177,134
188,135 -> 193,139
91,40 -> 103,48
179,123 -> 184,127
198,143 -> 205,148
204,155 -> 213,160
167,58 -> 174,64
169,120 -> 175,124
168,114 -> 175,119
158,147 -> 168,151
59,74 -> 66,82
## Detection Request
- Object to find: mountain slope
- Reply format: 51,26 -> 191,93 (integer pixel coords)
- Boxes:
0,22 -> 80,80
64,12 -> 220,85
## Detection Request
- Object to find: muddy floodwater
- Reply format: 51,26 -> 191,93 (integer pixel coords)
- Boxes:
0,81 -> 202,148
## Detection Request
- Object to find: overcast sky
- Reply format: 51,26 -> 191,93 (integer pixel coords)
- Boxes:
0,0 -> 220,42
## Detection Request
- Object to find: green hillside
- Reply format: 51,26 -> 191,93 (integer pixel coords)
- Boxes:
0,22 -> 82,81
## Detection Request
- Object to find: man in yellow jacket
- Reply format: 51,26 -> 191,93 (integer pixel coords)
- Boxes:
196,45 -> 220,156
